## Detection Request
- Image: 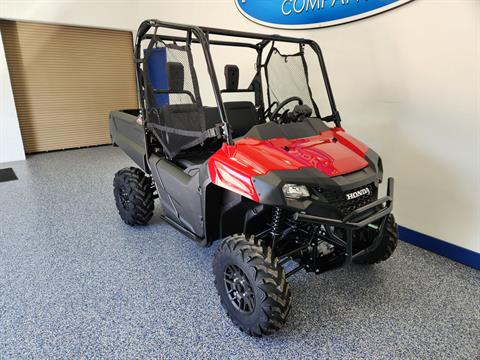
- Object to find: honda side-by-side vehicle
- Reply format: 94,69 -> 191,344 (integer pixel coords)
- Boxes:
109,19 -> 398,336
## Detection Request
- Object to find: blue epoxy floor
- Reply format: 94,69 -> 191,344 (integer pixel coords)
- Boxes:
0,146 -> 479,359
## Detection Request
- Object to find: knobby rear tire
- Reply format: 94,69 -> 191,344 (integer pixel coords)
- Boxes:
113,167 -> 155,226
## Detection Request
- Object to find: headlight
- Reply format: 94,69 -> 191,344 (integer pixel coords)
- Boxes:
282,184 -> 310,199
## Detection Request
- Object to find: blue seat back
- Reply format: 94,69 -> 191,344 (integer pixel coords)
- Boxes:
144,47 -> 169,107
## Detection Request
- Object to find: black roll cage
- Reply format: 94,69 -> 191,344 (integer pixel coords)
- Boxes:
134,19 -> 341,150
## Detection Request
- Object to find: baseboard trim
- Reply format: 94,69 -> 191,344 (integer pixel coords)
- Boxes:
399,226 -> 479,270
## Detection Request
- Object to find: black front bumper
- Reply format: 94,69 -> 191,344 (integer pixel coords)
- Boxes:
293,177 -> 395,264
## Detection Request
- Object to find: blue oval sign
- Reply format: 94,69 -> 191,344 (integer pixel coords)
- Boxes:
235,0 -> 414,29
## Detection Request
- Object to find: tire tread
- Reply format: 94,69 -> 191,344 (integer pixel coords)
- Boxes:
354,214 -> 398,264
113,167 -> 154,226
213,234 -> 292,337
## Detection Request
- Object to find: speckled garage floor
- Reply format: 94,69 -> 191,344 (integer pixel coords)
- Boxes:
0,146 -> 479,360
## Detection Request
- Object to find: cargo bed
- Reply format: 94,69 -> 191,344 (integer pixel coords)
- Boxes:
109,109 -> 146,170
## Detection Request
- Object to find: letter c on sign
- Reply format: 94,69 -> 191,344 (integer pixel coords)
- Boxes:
282,0 -> 292,16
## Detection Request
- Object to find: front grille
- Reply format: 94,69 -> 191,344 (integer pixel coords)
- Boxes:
314,183 -> 377,217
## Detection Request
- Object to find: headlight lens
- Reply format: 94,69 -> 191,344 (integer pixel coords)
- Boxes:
282,184 -> 310,199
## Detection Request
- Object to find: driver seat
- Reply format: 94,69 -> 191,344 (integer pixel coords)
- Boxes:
220,65 -> 265,138
224,101 -> 264,138
203,101 -> 264,139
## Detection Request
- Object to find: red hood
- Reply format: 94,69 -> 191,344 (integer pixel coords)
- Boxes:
214,128 -> 369,177
208,128 -> 370,201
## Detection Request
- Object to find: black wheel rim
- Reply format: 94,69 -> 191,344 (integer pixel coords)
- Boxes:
119,187 -> 129,209
224,264 -> 255,314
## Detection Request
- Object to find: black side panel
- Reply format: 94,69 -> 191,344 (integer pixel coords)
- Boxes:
205,187 -> 267,241
203,180 -> 269,243
203,183 -> 223,242
149,155 -> 204,237
109,110 -> 146,170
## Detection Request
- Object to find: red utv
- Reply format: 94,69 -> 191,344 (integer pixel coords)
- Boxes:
109,19 -> 398,336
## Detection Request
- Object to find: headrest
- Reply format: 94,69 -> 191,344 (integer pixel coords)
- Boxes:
167,62 -> 184,91
224,65 -> 239,91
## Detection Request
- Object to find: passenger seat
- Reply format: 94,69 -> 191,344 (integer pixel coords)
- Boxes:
204,101 -> 264,139
224,101 -> 263,138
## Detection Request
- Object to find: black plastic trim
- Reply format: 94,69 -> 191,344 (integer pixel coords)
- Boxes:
252,164 -> 378,210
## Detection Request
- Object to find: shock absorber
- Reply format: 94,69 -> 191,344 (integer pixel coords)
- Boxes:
271,206 -> 284,242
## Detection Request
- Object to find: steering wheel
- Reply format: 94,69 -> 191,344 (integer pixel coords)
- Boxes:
270,96 -> 303,123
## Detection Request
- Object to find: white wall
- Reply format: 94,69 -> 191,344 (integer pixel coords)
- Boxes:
1,0 -> 479,254
0,31 -> 24,163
